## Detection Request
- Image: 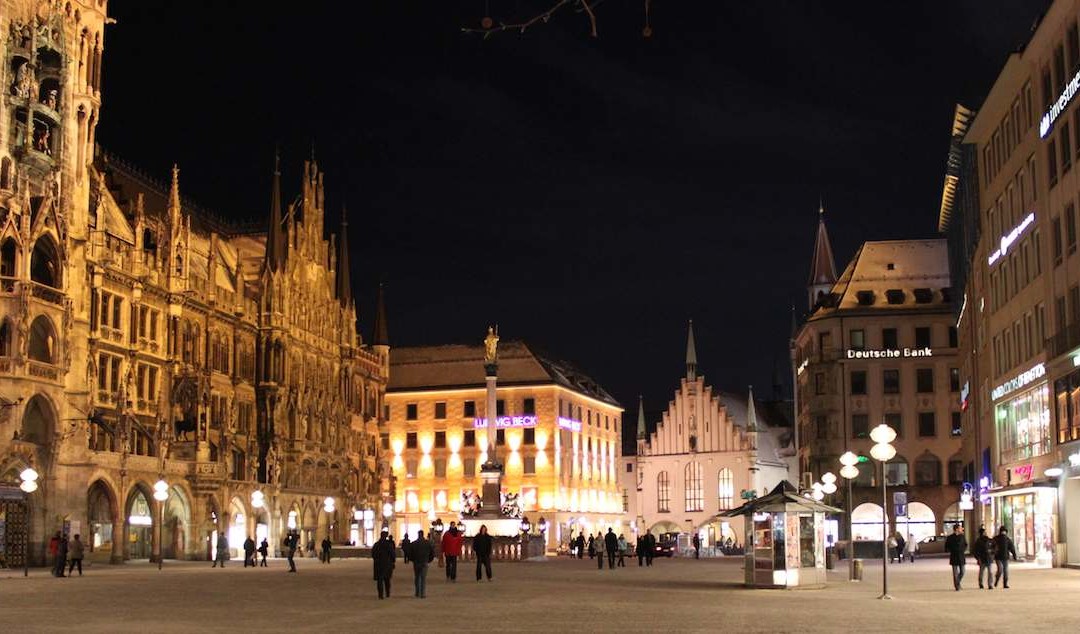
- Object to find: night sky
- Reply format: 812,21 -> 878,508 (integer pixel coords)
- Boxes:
99,1 -> 1045,452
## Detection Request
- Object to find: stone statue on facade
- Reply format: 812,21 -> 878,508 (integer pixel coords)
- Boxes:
12,60 -> 33,98
484,325 -> 499,364
266,442 -> 280,486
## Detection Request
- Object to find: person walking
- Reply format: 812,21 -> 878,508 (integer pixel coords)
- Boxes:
692,533 -> 701,560
401,534 -> 412,564
243,536 -> 256,568
595,533 -> 605,569
574,532 -> 585,559
895,532 -> 906,565
993,526 -> 1018,589
372,530 -> 396,599
68,534 -> 84,577
285,531 -> 298,573
643,530 -> 657,567
974,527 -> 995,589
258,538 -> 269,567
636,535 -> 645,566
473,524 -> 494,582
945,524 -> 967,590
604,528 -> 618,570
905,533 -> 916,563
321,537 -> 332,564
441,524 -> 463,582
212,532 -> 229,568
617,534 -> 628,567
887,532 -> 899,564
48,531 -> 62,576
55,533 -> 68,577
587,534 -> 596,560
408,529 -> 434,598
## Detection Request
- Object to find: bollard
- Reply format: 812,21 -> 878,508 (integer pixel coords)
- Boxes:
853,558 -> 864,581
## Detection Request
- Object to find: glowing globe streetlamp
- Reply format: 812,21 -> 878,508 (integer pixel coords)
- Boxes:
838,451 -> 860,581
153,479 -> 169,570
869,423 -> 897,600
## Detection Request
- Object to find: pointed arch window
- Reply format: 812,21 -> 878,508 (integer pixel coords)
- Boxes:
684,461 -> 703,512
718,468 -> 734,510
657,471 -> 670,513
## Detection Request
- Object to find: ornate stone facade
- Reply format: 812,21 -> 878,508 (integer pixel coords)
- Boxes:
0,0 -> 388,565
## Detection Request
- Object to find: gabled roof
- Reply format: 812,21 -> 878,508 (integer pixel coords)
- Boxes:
389,341 -> 620,407
808,210 -> 837,287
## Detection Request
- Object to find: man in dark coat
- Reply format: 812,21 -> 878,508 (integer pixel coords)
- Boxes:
371,530 -> 396,599
285,532 -> 299,573
574,532 -> 585,559
473,524 -> 494,581
944,523 -> 967,591
604,528 -> 618,569
992,526 -> 1018,589
55,533 -> 68,577
409,530 -> 434,598
637,535 -> 645,566
400,534 -> 411,563
320,537 -> 332,564
692,533 -> 701,559
258,538 -> 269,567
243,536 -> 256,567
643,530 -> 657,567
973,527 -> 995,589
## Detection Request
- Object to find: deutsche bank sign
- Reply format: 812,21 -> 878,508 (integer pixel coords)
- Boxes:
846,347 -> 933,359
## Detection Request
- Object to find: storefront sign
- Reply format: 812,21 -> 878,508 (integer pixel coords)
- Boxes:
473,415 -> 538,429
556,416 -> 582,432
987,212 -> 1036,266
1041,69 -> 1080,138
959,483 -> 974,511
991,363 -> 1046,400
846,347 -> 933,359
1012,463 -> 1034,483
1069,452 -> 1080,468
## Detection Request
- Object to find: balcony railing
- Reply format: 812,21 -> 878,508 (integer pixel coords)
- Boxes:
30,281 -> 63,305
1048,323 -> 1080,359
27,360 -> 61,381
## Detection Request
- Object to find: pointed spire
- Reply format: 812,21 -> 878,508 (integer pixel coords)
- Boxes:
167,164 -> 181,228
372,282 -> 389,346
265,150 -> 285,273
637,395 -> 646,439
336,205 -> 351,309
746,385 -> 758,433
807,202 -> 837,310
685,319 -> 697,382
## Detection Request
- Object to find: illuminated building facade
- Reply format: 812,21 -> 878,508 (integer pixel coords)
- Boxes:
941,0 -> 1080,568
622,322 -> 794,554
385,342 -> 623,549
0,0 -> 387,566
794,220 -> 963,545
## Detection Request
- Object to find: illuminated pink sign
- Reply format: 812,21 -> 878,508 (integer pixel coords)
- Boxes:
1012,464 -> 1034,483
557,417 -> 582,432
473,415 -> 538,429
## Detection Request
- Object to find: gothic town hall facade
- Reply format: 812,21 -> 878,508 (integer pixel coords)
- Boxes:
0,1 -> 388,565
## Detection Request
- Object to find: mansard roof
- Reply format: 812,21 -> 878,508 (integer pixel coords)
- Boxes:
389,341 -> 620,407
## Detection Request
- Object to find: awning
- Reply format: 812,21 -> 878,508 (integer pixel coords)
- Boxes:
984,481 -> 1056,498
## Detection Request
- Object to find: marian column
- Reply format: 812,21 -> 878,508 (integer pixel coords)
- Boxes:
479,326 -> 503,514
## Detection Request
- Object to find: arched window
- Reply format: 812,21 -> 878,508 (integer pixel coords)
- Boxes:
718,467 -> 734,510
0,319 -> 12,356
657,471 -> 670,513
28,314 -> 56,363
30,235 -> 60,288
684,461 -> 703,512
914,452 -> 942,486
1,237 -> 16,277
20,394 -> 54,445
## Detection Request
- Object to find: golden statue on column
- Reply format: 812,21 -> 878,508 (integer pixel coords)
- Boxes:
484,325 -> 499,365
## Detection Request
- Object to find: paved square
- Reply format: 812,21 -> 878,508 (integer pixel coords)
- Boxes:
1,556 -> 1075,632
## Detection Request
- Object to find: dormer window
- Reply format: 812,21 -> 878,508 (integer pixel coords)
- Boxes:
913,288 -> 934,304
885,289 -> 905,305
856,290 -> 876,306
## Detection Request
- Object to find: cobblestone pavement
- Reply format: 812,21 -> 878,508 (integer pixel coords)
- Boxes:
1,555 -> 1075,633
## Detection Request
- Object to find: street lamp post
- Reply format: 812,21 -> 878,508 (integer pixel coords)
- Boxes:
19,467 -> 39,577
839,452 -> 860,581
869,424 -> 897,600
153,479 -> 169,571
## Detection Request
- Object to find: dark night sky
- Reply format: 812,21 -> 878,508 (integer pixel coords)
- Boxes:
99,1 -> 1045,452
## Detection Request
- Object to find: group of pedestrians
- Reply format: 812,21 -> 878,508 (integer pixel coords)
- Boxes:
240,536 -> 270,567
47,532 -> 84,577
945,523 -> 1018,591
572,528 -> 656,569
371,523 -> 495,599
888,530 -> 916,563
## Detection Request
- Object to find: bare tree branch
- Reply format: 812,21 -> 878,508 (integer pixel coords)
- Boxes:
462,0 -> 601,39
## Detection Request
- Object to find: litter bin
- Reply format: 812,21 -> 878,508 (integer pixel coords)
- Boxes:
825,546 -> 836,569
852,558 -> 864,581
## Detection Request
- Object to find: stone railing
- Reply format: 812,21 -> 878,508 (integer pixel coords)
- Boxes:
30,281 -> 63,305
461,535 -> 546,562
27,360 -> 62,382
0,276 -> 16,293
0,358 -> 13,375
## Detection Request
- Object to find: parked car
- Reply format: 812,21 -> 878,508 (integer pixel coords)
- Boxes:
655,539 -> 676,557
917,535 -> 948,556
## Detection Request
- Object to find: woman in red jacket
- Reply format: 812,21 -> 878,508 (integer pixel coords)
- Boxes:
441,524 -> 464,582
